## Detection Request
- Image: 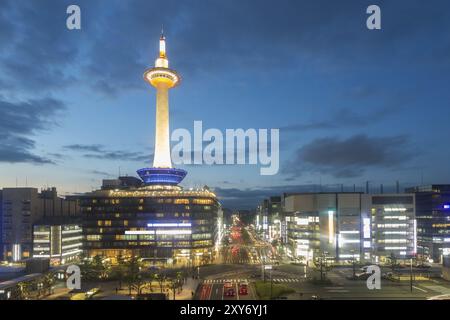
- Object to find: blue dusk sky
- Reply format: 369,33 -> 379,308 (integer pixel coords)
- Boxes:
1,0 -> 450,209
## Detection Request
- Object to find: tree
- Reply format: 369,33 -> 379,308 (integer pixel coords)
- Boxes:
111,254 -> 127,290
388,253 -> 398,273
41,272 -> 55,297
313,252 -> 333,282
125,256 -> 142,295
16,281 -> 33,300
154,272 -> 167,293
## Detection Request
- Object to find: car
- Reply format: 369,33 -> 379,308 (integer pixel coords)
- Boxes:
223,281 -> 235,297
238,281 -> 248,295
360,266 -> 369,273
415,263 -> 432,269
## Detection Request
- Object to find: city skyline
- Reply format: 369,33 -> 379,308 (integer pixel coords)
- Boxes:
1,0 -> 450,209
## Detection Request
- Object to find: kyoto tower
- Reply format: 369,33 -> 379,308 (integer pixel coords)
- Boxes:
137,32 -> 187,185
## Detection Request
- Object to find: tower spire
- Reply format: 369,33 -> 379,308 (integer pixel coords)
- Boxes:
159,27 -> 166,59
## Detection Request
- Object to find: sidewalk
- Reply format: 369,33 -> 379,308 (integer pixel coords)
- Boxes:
167,277 -> 200,300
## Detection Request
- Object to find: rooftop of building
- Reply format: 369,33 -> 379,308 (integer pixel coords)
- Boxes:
79,184 -> 217,199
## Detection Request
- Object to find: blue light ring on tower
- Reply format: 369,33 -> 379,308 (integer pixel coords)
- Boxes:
137,167 -> 187,185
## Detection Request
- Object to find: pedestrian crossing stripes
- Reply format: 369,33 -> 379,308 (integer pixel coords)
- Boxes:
203,278 -> 300,284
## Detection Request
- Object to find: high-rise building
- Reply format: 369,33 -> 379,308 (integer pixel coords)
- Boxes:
282,192 -> 417,264
0,187 -> 79,262
284,192 -> 363,262
406,185 -> 450,262
79,33 -> 221,266
363,194 -> 416,263
255,197 -> 282,242
32,218 -> 82,265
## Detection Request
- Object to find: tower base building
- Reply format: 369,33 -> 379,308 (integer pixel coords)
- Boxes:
80,183 -> 220,266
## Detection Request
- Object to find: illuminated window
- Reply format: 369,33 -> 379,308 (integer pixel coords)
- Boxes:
193,199 -> 213,205
124,220 -> 128,226
174,199 -> 190,204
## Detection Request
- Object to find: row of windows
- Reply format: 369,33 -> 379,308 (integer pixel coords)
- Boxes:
86,198 -> 216,205
85,240 -> 212,248
83,205 -> 215,211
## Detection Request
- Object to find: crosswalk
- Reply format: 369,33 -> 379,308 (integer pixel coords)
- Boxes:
203,278 -> 301,284
223,258 -> 279,265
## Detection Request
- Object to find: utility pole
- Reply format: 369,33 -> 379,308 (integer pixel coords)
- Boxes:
410,257 -> 413,293
270,268 -> 273,300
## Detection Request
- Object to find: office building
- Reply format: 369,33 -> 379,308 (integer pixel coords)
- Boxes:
363,194 -> 416,263
281,192 -> 417,264
0,187 -> 79,262
406,185 -> 450,262
32,218 -> 83,265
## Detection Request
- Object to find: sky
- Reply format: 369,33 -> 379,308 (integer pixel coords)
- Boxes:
1,0 -> 450,209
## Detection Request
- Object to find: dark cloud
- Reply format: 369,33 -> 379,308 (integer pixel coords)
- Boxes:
283,134 -> 414,179
0,135 -> 54,164
89,170 -> 113,177
2,0 -> 450,96
281,104 -> 403,133
64,144 -> 103,153
214,184 -> 349,209
0,97 -> 65,164
63,144 -> 152,162
0,0 -> 83,93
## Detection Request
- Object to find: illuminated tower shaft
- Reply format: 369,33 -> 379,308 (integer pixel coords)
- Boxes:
144,34 -> 180,168
154,82 -> 171,168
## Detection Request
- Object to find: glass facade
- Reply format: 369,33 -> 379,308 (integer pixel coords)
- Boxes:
80,185 -> 220,266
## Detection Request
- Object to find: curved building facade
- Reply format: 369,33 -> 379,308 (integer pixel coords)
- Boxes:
81,184 -> 221,265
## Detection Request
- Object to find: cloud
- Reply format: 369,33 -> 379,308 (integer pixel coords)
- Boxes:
281,104 -> 402,133
0,135 -> 54,164
214,183 -> 342,209
283,134 -> 414,179
0,97 -> 65,164
2,0 -> 449,97
63,144 -> 152,162
89,170 -> 113,177
64,144 -> 103,153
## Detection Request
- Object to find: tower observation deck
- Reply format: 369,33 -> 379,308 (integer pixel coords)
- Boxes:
137,32 -> 187,185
